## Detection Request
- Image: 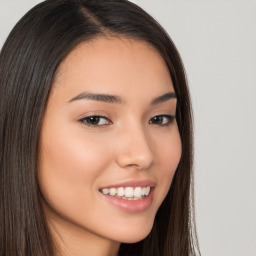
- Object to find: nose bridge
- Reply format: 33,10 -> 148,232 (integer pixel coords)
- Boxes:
116,121 -> 154,169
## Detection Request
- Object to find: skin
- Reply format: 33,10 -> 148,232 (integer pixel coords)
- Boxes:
38,37 -> 182,256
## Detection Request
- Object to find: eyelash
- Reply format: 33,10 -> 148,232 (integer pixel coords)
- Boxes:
149,115 -> 176,126
79,116 -> 112,128
79,115 -> 175,128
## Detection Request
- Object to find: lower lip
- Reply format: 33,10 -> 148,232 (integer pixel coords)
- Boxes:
100,188 -> 154,213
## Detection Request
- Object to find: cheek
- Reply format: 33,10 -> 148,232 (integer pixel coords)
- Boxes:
38,121 -> 113,209
152,127 -> 182,203
40,120 -> 112,175
161,135 -> 182,174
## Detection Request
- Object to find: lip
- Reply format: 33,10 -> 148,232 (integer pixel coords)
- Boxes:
99,179 -> 156,213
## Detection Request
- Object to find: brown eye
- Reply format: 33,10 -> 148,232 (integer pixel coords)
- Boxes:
149,115 -> 175,126
79,116 -> 112,127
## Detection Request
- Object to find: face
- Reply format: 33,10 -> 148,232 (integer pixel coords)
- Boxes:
39,37 -> 182,248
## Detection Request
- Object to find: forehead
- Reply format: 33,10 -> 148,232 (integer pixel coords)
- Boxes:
52,37 -> 174,101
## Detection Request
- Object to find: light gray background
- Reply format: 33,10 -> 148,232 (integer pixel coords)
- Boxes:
1,0 -> 255,255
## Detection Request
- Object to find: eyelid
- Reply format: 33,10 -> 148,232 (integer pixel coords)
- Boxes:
77,113 -> 175,128
149,114 -> 176,126
79,115 -> 112,128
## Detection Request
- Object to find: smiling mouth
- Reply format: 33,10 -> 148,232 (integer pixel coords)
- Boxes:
99,186 -> 151,200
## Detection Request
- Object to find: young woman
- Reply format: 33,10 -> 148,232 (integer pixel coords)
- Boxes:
0,0 -> 200,255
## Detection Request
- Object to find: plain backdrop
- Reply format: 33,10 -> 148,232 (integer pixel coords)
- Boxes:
0,0 -> 256,255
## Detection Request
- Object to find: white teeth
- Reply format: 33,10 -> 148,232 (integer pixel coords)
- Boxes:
141,187 -> 146,196
134,187 -> 142,197
109,188 -> 117,196
125,187 -> 134,198
100,186 -> 151,199
145,187 -> 150,196
102,188 -> 109,195
117,187 -> 125,197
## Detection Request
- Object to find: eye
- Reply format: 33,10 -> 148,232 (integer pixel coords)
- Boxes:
149,115 -> 175,126
79,115 -> 112,127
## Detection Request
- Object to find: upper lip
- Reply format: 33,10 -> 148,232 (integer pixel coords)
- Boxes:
99,179 -> 156,189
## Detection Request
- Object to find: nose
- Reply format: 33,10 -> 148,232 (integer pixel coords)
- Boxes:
115,123 -> 154,170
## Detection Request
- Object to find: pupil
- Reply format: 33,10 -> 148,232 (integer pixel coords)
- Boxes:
153,116 -> 162,124
88,116 -> 99,124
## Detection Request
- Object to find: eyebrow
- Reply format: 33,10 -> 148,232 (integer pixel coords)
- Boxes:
68,91 -> 176,105
151,92 -> 176,105
69,92 -> 123,104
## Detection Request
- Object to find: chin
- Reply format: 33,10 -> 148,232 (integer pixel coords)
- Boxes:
113,221 -> 154,244
120,234 -> 150,244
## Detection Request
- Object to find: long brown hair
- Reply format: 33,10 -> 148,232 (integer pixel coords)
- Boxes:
0,0 -> 200,255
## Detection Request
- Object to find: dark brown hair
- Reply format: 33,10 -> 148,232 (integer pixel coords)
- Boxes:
0,0 -> 200,255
